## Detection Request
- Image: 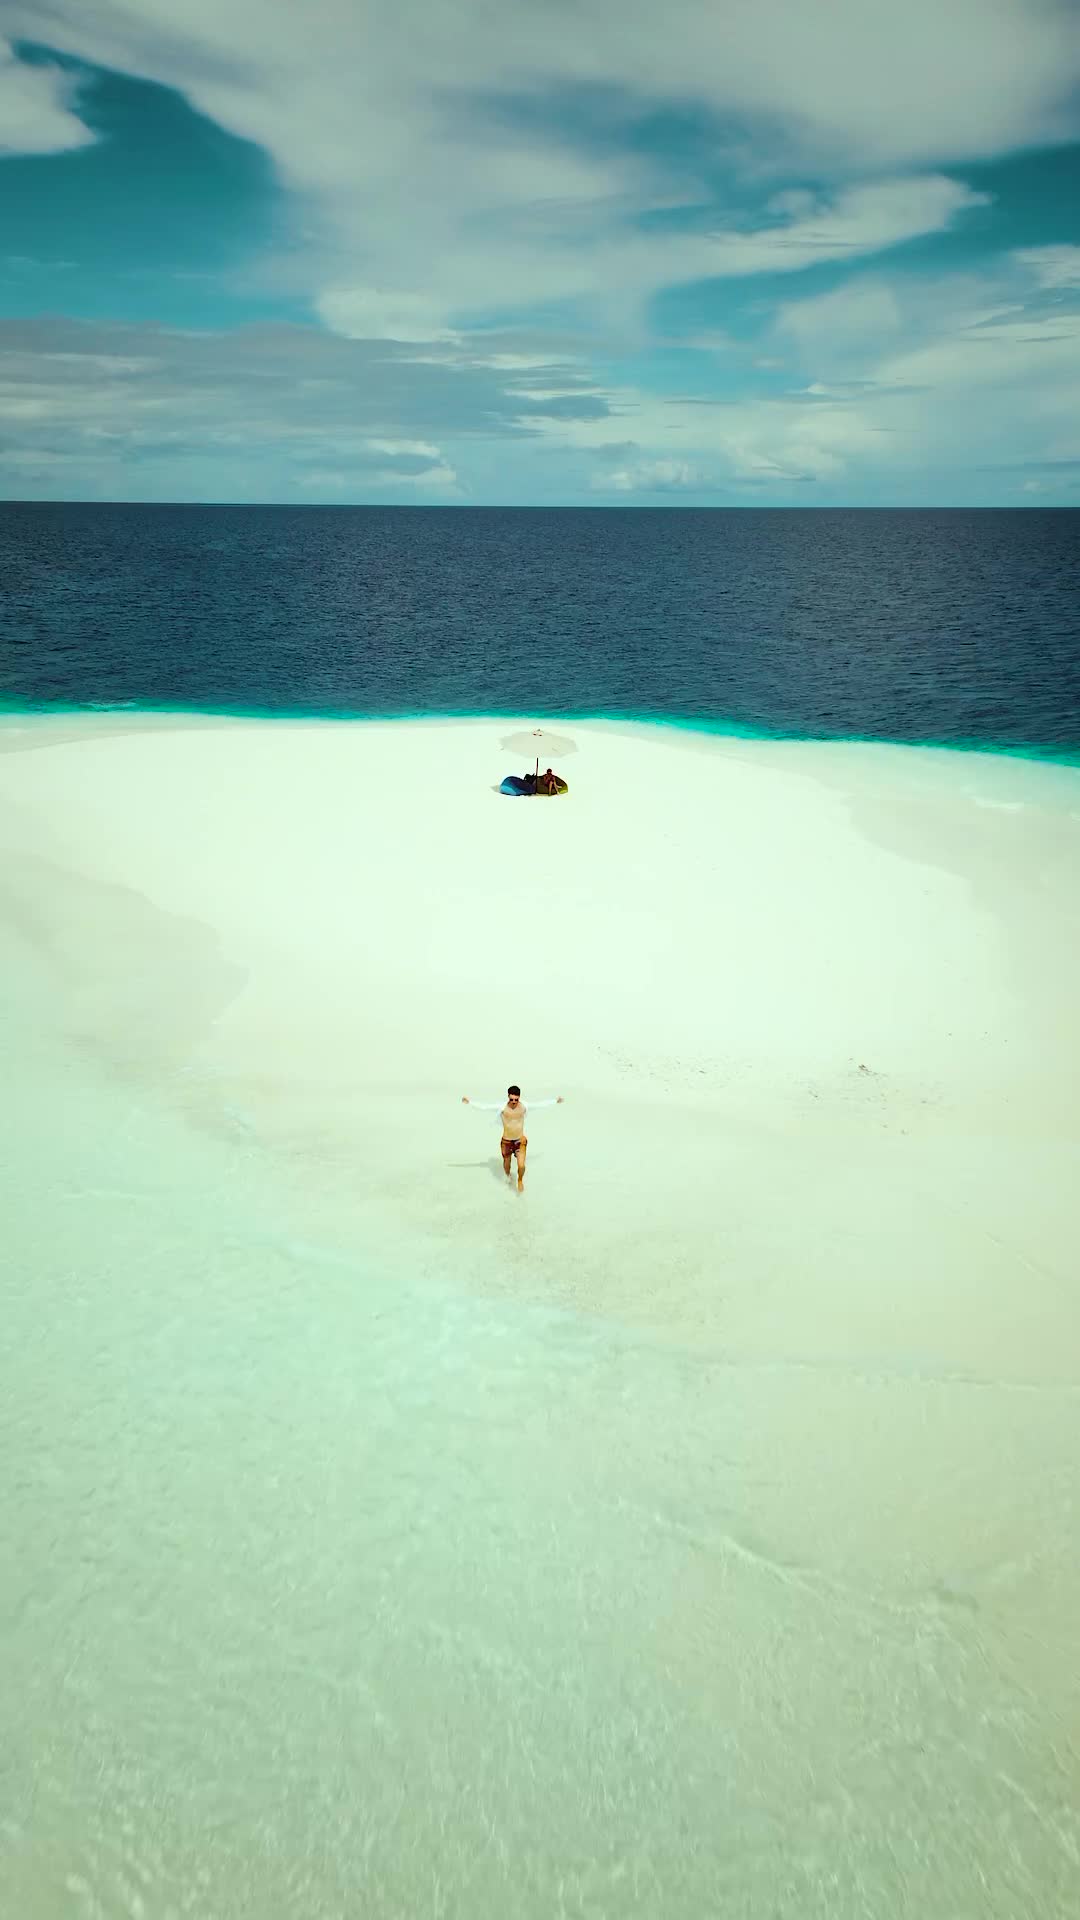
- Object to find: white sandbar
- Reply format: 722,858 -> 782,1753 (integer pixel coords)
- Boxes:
2,711 -> 1077,1370
2,711 -> 1079,1914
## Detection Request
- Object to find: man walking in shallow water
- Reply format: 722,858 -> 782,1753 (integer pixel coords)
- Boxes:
461,1085 -> 564,1190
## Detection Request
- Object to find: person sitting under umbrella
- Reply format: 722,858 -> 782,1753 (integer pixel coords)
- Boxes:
499,727 -> 576,799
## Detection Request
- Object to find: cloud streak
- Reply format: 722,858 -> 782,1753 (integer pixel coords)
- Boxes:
0,315 -> 611,499
3,267 -> 1080,503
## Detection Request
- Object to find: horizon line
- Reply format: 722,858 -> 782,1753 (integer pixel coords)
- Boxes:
3,499 -> 1078,512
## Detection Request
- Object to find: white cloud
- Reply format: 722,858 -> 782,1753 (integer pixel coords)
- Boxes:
0,38 -> 95,154
702,177 -> 986,278
308,175 -> 984,345
8,1 -> 1078,182
2,2 -> 1074,339
317,289 -> 460,344
594,457 -> 707,492
1015,246 -> 1080,290
0,316 -> 577,499
6,287 -> 1080,502
298,457 -> 460,493
364,438 -> 442,460
548,386 -> 879,486
753,260 -> 1080,488
381,461 -> 460,491
775,280 -> 905,356
873,308 -> 1080,392
770,267 -> 1077,391
471,352 -> 577,371
527,242 -> 1080,497
5,0 -> 1080,518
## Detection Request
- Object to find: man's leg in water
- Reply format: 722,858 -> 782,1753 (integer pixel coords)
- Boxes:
516,1136 -> 527,1190
501,1139 -> 513,1179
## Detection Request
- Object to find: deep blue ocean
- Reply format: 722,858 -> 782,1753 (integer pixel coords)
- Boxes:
2,503 -> 1079,757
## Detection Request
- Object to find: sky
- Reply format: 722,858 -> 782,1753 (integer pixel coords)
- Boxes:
1,1 -> 1080,505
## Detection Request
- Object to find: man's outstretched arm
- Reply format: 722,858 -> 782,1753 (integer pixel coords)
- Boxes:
461,1096 -> 503,1110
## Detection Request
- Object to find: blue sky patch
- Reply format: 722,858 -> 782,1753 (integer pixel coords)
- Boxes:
3,45 -> 305,327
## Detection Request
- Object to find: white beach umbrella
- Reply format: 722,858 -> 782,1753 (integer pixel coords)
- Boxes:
500,726 -> 577,769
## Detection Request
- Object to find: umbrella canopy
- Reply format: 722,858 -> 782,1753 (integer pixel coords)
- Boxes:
500,727 -> 577,761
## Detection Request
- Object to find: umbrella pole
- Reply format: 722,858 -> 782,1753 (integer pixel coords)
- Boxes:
535,755 -> 539,785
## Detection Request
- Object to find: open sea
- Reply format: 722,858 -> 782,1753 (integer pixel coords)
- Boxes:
3,504 -> 1080,1919
2,502 -> 1079,754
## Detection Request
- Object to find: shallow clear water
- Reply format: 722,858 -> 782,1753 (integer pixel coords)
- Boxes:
3,921 -> 1078,1919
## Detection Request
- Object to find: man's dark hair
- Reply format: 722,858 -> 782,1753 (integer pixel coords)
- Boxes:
507,1084 -> 521,1097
